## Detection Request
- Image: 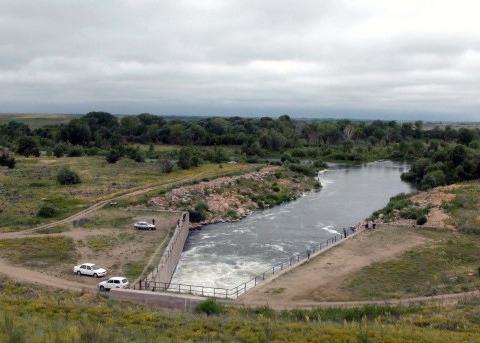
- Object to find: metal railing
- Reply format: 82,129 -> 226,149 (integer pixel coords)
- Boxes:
135,226 -> 361,299
144,212 -> 188,282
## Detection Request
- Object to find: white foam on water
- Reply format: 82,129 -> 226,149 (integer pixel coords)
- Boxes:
171,259 -> 271,289
262,243 -> 285,252
231,228 -> 251,234
316,224 -> 340,235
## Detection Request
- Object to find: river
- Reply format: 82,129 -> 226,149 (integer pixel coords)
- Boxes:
170,161 -> 414,289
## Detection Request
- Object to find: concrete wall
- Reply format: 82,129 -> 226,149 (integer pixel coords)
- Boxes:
143,211 -> 190,285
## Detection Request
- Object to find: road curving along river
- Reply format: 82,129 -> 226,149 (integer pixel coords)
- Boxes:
170,161 -> 414,289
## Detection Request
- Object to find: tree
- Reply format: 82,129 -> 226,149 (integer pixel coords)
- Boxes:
61,119 -> 91,145
57,167 -> 81,185
458,128 -> 474,145
17,136 -> 40,157
450,145 -> 466,166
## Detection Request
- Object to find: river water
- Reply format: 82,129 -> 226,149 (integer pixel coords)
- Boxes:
170,161 -> 414,289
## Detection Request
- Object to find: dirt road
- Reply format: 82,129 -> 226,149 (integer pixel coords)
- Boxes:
0,259 -> 93,292
239,226 -> 429,309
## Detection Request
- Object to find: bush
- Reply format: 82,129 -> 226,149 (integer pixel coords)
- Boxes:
189,202 -> 209,222
37,205 -> 59,218
57,167 -> 81,185
313,159 -> 328,169
126,147 -> 145,162
0,149 -> 15,168
177,147 -> 200,169
288,163 -> 317,177
67,145 -> 83,157
53,144 -> 67,158
158,158 -> 174,173
106,149 -> 122,164
16,136 -> 40,157
416,215 -> 428,225
194,299 -> 224,316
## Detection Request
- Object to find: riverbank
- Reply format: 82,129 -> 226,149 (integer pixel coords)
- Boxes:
151,166 -> 320,229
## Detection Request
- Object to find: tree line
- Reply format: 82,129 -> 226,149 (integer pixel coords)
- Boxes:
1,111 -> 480,189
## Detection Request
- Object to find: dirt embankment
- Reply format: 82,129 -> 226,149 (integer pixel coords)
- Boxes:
386,184 -> 461,229
151,166 -> 317,229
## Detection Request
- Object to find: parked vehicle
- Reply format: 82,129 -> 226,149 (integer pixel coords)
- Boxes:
73,263 -> 107,278
134,221 -> 156,230
98,277 -> 129,291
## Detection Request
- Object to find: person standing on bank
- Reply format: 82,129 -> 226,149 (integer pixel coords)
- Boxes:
343,228 -> 347,238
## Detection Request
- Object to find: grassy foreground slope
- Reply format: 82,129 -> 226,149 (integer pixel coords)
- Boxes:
0,280 -> 479,342
0,156 -> 256,231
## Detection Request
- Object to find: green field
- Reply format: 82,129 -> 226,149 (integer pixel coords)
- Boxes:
0,113 -> 79,128
0,156 -> 257,231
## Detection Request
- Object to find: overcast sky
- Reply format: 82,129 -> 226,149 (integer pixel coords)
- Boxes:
1,0 -> 480,120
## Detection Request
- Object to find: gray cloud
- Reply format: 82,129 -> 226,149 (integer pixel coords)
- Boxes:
1,0 -> 480,120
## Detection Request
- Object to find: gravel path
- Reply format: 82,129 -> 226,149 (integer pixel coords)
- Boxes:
0,259 -> 93,292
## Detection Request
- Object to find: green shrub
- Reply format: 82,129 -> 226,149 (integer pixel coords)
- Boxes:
416,215 -> 428,225
126,147 -> 145,162
189,202 -> 209,222
106,149 -> 122,164
225,209 -> 239,219
16,136 -> 40,157
158,158 -> 174,173
37,205 -> 59,218
194,299 -> 224,316
67,145 -> 83,157
53,143 -> 67,158
313,159 -> 328,169
288,163 -> 317,177
56,167 -> 81,185
0,149 -> 15,168
371,193 -> 412,221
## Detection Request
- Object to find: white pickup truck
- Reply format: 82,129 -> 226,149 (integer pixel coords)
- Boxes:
73,263 -> 107,278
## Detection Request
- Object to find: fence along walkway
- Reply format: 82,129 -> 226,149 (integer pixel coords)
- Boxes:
134,225 -> 362,299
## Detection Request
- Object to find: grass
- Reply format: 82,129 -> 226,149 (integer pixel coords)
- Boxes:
123,261 -> 145,280
86,235 -> 117,252
81,209 -> 133,229
0,236 -> 75,267
341,230 -> 480,299
0,279 -> 479,342
86,232 -> 138,252
0,156 -> 257,231
444,181 -> 480,234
